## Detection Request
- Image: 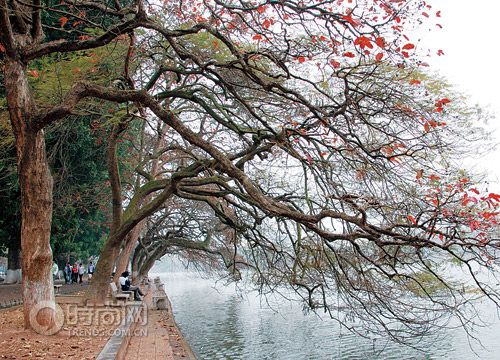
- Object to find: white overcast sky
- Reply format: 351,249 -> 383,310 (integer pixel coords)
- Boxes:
418,0 -> 500,191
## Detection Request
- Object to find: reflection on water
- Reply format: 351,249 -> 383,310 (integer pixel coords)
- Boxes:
155,272 -> 500,360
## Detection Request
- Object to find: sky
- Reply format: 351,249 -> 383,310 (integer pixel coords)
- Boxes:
418,0 -> 500,190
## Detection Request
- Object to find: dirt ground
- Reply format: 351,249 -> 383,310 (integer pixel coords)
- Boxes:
0,304 -> 116,359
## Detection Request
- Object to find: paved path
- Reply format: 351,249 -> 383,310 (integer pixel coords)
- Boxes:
124,290 -> 195,360
125,310 -> 175,360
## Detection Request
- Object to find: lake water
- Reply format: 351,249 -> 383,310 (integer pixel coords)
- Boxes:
154,271 -> 500,359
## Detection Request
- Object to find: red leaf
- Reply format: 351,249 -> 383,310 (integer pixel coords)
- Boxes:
28,70 -> 39,78
402,43 -> 415,50
297,56 -> 306,63
435,98 -> 451,108
408,215 -> 417,225
437,49 -> 444,56
469,220 -> 481,231
257,5 -> 266,14
470,188 -> 480,195
375,53 -> 383,61
422,11 -> 429,17
252,34 -> 263,41
488,193 -> 500,202
60,16 -> 69,27
428,120 -> 438,128
262,19 -> 271,29
330,59 -> 341,68
482,212 -> 499,220
342,14 -> 358,26
428,174 -> 441,181
343,51 -> 355,58
409,79 -> 421,85
436,10 -> 441,17
375,36 -> 385,48
354,36 -> 373,49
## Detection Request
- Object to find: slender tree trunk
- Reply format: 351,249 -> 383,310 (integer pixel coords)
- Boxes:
136,241 -> 169,282
90,126 -> 123,301
137,256 -> 158,283
131,242 -> 145,276
5,59 -> 55,329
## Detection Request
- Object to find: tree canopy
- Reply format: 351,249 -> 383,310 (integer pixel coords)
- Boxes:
1,0 -> 499,343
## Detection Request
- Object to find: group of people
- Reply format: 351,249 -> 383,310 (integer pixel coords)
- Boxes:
63,261 -> 95,284
58,262 -> 144,302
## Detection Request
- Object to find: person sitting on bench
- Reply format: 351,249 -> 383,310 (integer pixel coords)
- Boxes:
119,271 -> 144,301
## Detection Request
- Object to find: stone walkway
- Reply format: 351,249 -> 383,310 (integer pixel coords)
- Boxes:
124,290 -> 195,360
125,310 -> 175,360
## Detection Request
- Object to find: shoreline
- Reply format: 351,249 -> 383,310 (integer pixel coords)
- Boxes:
163,293 -> 198,360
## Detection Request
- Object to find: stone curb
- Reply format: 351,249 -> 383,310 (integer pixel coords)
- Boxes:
0,298 -> 23,309
0,282 -> 87,309
96,304 -> 142,360
164,294 -> 198,360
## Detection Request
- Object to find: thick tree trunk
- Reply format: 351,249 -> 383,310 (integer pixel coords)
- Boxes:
114,220 -> 144,280
19,131 -> 55,329
91,236 -> 120,301
114,233 -> 135,279
5,59 -> 55,329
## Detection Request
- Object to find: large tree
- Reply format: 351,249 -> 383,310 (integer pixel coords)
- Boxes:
1,0 -> 499,340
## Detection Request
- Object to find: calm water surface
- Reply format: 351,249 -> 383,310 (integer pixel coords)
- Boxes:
154,271 -> 500,360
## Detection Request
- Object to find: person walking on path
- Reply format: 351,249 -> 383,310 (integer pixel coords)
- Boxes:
72,263 -> 78,284
64,263 -> 71,284
88,262 -> 95,281
78,263 -> 85,284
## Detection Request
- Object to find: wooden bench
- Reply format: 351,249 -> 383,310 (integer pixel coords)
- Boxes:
54,284 -> 62,294
109,282 -> 130,303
